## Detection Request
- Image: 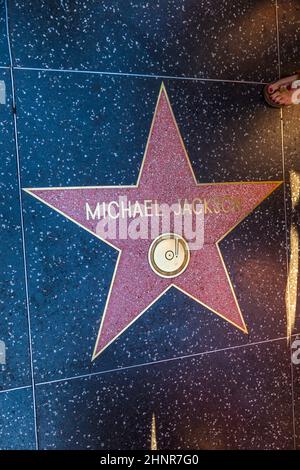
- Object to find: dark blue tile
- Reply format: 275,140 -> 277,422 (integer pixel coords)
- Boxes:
0,387 -> 36,450
167,79 -> 283,182
0,69 -> 31,390
0,0 -> 9,67
15,72 -> 284,186
17,72 -> 287,382
9,0 -> 278,81
36,339 -> 293,450
16,71 -> 158,187
278,0 -> 300,77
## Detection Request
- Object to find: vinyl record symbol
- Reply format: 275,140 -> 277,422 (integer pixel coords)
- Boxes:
148,233 -> 190,278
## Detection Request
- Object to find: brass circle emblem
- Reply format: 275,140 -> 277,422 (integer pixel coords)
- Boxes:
148,233 -> 190,278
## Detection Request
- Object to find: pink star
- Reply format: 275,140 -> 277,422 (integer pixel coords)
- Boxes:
24,84 -> 282,360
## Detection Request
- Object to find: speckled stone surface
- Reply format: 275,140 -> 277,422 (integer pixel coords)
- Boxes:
0,0 -> 9,66
0,0 -> 299,451
15,72 -> 284,187
35,340 -> 294,450
278,0 -> 300,77
0,387 -> 35,450
15,71 -> 157,187
0,69 -> 31,391
8,0 -> 279,82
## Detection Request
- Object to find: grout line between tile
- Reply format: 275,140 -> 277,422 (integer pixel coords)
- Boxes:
13,65 -> 268,86
35,334 -> 295,388
1,334 -> 299,397
4,0 -> 39,451
0,385 -> 32,395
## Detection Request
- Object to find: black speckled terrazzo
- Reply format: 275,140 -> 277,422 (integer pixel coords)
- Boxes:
0,0 -> 299,451
35,340 -> 293,450
0,387 -> 35,450
0,69 -> 31,391
0,0 -> 9,66
8,0 -> 279,82
278,0 -> 300,77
